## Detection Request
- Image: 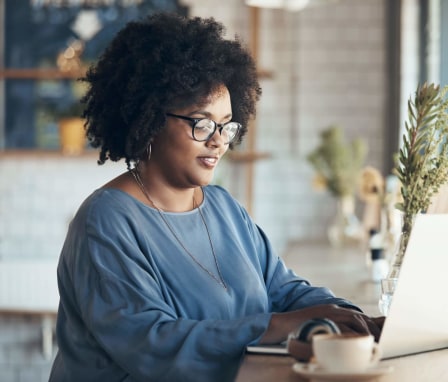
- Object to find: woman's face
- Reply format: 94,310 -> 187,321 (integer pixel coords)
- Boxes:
149,85 -> 232,190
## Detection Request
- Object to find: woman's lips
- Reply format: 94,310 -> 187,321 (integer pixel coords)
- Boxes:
198,156 -> 219,168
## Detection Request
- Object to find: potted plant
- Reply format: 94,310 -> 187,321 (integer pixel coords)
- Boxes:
307,126 -> 367,247
389,82 -> 448,278
378,83 -> 448,316
41,80 -> 87,155
56,98 -> 86,155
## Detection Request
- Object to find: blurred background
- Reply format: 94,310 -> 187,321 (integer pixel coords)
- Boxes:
0,0 -> 446,380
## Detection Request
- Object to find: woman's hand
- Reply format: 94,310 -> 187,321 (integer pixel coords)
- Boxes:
259,304 -> 384,344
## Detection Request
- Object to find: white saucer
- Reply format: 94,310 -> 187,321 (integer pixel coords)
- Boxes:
292,362 -> 394,381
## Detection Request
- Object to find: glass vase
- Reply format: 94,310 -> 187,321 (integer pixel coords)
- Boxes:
327,195 -> 363,247
387,213 -> 415,279
379,213 -> 415,315
378,277 -> 398,316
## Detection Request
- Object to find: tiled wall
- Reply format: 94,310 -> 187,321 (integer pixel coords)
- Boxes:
0,1 -> 395,381
0,155 -> 122,261
189,0 -> 388,251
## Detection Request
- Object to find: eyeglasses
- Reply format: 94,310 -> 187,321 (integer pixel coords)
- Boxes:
166,113 -> 241,144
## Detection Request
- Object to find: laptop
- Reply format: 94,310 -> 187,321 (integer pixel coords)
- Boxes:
379,213 -> 448,358
247,213 -> 448,358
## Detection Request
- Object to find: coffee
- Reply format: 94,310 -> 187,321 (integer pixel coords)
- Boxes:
312,333 -> 381,372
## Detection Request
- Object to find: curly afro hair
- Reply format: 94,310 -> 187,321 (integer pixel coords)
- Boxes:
82,12 -> 262,168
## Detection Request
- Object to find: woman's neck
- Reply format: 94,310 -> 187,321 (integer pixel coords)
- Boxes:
134,164 -> 203,212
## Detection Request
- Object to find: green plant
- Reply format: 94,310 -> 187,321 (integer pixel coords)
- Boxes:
53,99 -> 85,120
392,83 -> 448,270
40,80 -> 86,120
307,126 -> 367,197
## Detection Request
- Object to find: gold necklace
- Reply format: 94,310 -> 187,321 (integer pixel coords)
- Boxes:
130,168 -> 227,290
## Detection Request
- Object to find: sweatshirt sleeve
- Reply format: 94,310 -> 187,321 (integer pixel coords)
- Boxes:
239,205 -> 360,314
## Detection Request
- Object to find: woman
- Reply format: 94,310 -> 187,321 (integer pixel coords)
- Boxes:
49,13 -> 383,382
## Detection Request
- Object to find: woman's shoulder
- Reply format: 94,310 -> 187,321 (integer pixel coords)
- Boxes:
204,184 -> 236,202
85,187 -> 137,209
204,185 -> 243,209
75,188 -> 144,224
203,185 -> 250,220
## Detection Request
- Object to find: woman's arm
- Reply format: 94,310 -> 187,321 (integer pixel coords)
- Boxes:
241,210 -> 383,344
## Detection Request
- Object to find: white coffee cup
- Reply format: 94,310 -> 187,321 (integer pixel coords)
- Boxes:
312,333 -> 381,373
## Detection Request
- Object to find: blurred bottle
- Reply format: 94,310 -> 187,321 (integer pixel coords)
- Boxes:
368,229 -> 389,283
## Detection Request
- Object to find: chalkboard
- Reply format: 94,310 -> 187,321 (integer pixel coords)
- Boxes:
3,0 -> 188,149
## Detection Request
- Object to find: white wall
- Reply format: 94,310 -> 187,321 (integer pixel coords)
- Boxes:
185,0 -> 388,253
399,0 -> 420,139
0,155 -> 123,260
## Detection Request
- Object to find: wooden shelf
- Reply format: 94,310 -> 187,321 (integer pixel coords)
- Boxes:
0,67 -> 270,81
0,149 -> 97,159
227,150 -> 271,163
257,69 -> 274,79
0,68 -> 86,80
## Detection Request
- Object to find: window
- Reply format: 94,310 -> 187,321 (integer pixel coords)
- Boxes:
0,0 -> 188,150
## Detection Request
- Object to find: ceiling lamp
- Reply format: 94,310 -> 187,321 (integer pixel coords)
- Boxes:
245,0 -> 310,11
245,0 -> 335,12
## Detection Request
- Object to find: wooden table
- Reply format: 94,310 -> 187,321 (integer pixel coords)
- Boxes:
235,241 -> 448,381
236,349 -> 448,381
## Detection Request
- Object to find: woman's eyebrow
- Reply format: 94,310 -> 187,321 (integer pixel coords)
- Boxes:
191,110 -> 233,120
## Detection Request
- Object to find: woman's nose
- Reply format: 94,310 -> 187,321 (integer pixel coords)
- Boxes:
206,126 -> 226,148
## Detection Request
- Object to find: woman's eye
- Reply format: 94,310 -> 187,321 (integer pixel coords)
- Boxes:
195,119 -> 215,131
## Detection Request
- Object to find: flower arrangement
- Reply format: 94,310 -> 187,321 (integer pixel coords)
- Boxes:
358,167 -> 402,219
307,126 -> 367,246
358,166 -> 402,250
358,166 -> 387,236
391,83 -> 448,275
358,166 -> 386,204
307,126 -> 368,197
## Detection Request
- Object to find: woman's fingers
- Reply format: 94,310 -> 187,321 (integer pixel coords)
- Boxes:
262,305 -> 384,344
338,311 -> 383,341
308,305 -> 383,340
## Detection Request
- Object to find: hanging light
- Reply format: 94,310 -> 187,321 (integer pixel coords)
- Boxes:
245,0 -> 310,11
245,0 -> 335,12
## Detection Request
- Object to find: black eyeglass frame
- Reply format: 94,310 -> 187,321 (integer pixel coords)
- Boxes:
166,112 -> 241,144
